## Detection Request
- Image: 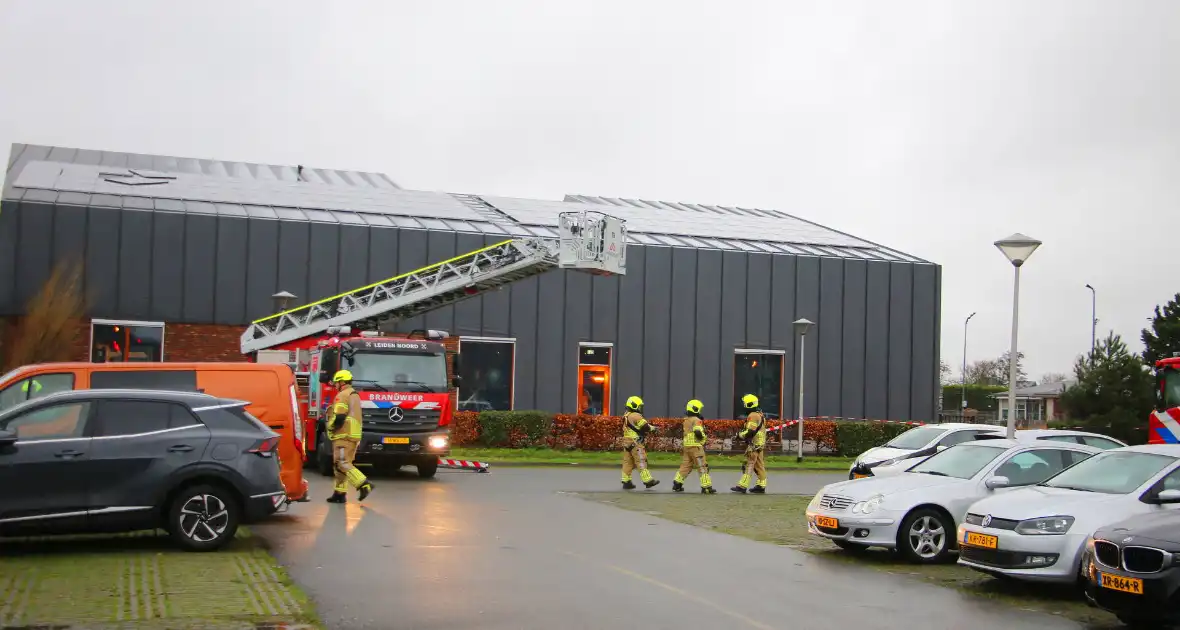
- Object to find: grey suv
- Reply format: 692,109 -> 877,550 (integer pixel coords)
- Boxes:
0,388 -> 287,551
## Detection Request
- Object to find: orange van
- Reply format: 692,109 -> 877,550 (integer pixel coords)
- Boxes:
0,362 -> 309,502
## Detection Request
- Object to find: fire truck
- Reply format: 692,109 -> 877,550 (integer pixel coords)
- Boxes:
1149,355 -> 1180,444
241,210 -> 627,478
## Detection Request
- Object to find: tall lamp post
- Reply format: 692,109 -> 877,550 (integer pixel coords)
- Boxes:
1084,284 -> 1097,357
793,318 -> 814,463
995,233 -> 1042,438
962,312 -> 976,415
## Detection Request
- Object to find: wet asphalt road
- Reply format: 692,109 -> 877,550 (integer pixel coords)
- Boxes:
254,467 -> 1093,630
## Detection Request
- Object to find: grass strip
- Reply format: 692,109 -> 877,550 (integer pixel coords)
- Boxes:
452,447 -> 853,470
0,528 -> 322,629
575,492 -> 1117,626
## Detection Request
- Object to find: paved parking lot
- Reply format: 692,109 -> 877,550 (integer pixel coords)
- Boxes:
254,468 -> 1094,630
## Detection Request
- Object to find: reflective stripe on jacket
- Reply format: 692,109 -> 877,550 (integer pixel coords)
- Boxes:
682,415 -> 706,447
622,411 -> 647,440
740,411 -> 766,448
328,386 -> 363,440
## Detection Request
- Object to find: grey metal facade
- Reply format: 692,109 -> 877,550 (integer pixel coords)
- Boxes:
1,143 -> 942,421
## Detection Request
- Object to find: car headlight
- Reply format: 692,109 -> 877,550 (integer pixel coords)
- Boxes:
851,494 -> 884,515
809,490 -> 824,508
1015,516 -> 1075,535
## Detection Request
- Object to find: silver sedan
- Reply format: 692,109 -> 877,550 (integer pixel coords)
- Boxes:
807,439 -> 1101,563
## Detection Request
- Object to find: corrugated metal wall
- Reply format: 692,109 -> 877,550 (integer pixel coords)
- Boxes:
0,200 -> 942,421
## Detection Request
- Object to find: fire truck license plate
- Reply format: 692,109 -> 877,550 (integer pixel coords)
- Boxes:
382,437 -> 410,444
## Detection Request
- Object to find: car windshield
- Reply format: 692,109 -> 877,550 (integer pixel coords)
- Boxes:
907,443 -> 1007,479
884,426 -> 948,450
1042,451 -> 1178,494
345,351 -> 448,392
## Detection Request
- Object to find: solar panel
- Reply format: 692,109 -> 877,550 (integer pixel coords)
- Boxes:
481,196 -> 870,248
12,161 -> 484,223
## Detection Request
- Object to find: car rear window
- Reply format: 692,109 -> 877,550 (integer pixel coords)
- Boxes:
195,405 -> 271,434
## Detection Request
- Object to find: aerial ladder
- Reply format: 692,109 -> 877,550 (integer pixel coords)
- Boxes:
240,210 -> 628,354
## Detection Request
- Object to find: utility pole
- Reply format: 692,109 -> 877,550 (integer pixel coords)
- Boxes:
962,312 -> 976,416
1085,284 -> 1097,357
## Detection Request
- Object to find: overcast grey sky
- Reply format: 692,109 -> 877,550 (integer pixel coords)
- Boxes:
1,0 -> 1176,380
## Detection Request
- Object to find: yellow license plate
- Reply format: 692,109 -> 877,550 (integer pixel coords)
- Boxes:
963,532 -> 998,549
382,437 -> 410,444
815,516 -> 839,529
1099,573 -> 1144,595
853,473 -> 869,479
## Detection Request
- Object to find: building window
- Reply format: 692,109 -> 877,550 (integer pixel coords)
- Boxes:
733,351 -> 784,420
578,344 -> 612,415
91,320 -> 165,363
456,338 -> 514,411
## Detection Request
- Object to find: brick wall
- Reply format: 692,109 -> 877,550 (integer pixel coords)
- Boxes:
163,324 -> 247,362
0,316 -> 247,367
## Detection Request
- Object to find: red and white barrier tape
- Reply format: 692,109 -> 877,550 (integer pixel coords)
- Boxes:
439,457 -> 490,472
771,418 -> 926,432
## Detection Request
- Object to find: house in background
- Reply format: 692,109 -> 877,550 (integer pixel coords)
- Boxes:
993,380 -> 1075,428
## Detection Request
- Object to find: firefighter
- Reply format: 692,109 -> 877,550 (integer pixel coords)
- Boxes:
325,370 -> 374,503
621,396 -> 659,489
672,399 -> 716,494
731,394 -> 768,494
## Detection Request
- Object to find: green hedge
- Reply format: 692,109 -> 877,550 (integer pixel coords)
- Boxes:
476,410 -> 553,448
834,422 -> 913,457
941,384 -> 1007,411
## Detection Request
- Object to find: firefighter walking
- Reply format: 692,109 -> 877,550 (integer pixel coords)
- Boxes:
673,399 -> 716,494
326,370 -> 375,503
732,394 -> 768,494
621,396 -> 660,489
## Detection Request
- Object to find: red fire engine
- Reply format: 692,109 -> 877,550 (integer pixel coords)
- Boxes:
239,210 -> 628,478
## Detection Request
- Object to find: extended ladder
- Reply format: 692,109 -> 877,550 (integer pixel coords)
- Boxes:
240,210 -> 627,354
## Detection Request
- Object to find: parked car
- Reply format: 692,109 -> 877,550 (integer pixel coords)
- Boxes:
847,423 -> 1004,479
0,362 -> 309,503
808,438 -> 1100,563
858,428 -> 1122,478
0,388 -> 288,551
1080,510 -> 1180,627
958,445 -> 1180,583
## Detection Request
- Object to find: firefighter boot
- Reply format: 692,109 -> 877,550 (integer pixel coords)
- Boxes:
644,479 -> 660,489
326,491 -> 346,503
749,486 -> 766,494
622,480 -> 637,490
358,481 -> 374,501
731,485 -> 747,494
701,486 -> 717,494
672,480 -> 684,492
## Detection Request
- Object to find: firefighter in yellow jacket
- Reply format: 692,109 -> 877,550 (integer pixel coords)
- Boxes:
621,396 -> 660,490
731,394 -> 768,494
672,399 -> 716,494
326,370 -> 375,503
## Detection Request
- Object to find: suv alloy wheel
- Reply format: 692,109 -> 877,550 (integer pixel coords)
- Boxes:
167,484 -> 241,552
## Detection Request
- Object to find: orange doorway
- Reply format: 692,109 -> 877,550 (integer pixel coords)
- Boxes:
578,365 -> 611,415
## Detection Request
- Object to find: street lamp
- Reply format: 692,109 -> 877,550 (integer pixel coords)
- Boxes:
793,318 -> 814,463
995,233 -> 1042,438
962,312 -> 976,414
271,291 -> 297,312
1085,284 -> 1097,356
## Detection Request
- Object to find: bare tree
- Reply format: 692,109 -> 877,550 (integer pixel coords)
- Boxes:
3,259 -> 86,371
1039,372 -> 1068,385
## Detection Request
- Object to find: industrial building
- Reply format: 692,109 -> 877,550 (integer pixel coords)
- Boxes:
0,143 -> 941,421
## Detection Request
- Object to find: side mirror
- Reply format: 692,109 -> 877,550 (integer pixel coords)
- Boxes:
0,429 -> 17,447
451,375 -> 463,388
1154,489 -> 1180,504
985,476 -> 1010,490
451,353 -> 463,376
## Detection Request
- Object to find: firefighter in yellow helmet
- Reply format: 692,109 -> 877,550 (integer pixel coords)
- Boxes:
732,394 -> 768,494
673,399 -> 716,494
621,396 -> 659,489
325,369 -> 374,503
21,379 -> 43,399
